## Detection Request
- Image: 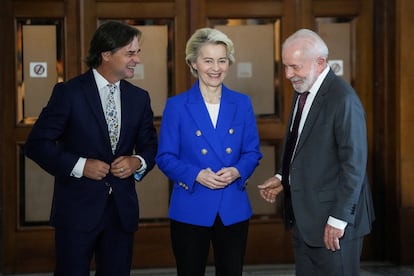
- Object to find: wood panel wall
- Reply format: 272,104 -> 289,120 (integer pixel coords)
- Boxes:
4,0 -> 414,273
397,0 -> 414,265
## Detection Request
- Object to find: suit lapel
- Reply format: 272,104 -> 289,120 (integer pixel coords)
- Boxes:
216,85 -> 237,150
295,70 -> 335,155
118,80 -> 132,151
81,71 -> 113,152
186,83 -> 235,163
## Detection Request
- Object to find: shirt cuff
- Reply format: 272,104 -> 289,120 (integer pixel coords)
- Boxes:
70,157 -> 86,178
132,155 -> 147,181
327,216 -> 348,230
274,174 -> 282,181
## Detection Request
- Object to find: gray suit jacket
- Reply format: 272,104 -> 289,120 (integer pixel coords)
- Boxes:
284,69 -> 375,247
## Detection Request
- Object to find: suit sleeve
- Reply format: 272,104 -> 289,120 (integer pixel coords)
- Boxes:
233,97 -> 262,189
332,92 -> 368,224
25,82 -> 79,177
155,98 -> 202,192
133,92 -> 158,179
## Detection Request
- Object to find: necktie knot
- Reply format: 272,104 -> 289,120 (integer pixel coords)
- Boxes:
292,91 -> 310,134
297,91 -> 310,110
107,84 -> 116,95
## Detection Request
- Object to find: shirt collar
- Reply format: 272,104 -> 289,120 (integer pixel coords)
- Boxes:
92,69 -> 120,90
308,65 -> 330,96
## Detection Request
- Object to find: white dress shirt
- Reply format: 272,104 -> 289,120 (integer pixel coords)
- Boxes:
70,69 -> 146,180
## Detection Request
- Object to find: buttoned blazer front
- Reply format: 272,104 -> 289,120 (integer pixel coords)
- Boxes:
25,69 -> 158,232
156,81 -> 262,227
284,69 -> 375,247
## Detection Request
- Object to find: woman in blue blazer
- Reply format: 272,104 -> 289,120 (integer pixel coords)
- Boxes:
156,28 -> 262,276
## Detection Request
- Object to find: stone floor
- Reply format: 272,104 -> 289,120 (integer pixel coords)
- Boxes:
10,262 -> 414,276
132,263 -> 414,276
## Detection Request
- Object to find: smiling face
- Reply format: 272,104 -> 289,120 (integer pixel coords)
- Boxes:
282,41 -> 325,92
101,36 -> 141,83
192,43 -> 229,90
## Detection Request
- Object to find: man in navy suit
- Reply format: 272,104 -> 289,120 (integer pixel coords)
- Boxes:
258,29 -> 375,276
25,21 -> 157,275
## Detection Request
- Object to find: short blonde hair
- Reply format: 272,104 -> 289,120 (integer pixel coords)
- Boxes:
185,28 -> 235,77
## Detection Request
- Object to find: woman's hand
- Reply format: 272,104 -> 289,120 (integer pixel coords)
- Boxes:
216,167 -> 240,184
196,168 -> 230,189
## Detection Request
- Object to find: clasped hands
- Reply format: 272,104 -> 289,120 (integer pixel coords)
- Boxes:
197,167 -> 240,190
83,156 -> 141,180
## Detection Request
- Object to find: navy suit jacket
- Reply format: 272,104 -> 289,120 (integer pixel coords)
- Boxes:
25,69 -> 157,232
284,69 -> 375,246
156,81 -> 262,227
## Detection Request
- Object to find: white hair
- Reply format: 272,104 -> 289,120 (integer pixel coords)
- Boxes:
282,29 -> 329,60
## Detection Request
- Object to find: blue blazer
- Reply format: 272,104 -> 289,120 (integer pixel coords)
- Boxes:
25,69 -> 158,232
285,69 -> 375,246
156,81 -> 262,227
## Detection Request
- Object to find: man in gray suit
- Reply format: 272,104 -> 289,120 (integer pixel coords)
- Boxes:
258,29 -> 375,276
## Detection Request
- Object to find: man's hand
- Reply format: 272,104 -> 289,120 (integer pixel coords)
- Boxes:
324,224 -> 344,251
111,156 -> 141,179
257,176 -> 284,203
83,159 -> 110,180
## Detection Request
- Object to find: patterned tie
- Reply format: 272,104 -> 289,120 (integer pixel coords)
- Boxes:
105,84 -> 119,154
